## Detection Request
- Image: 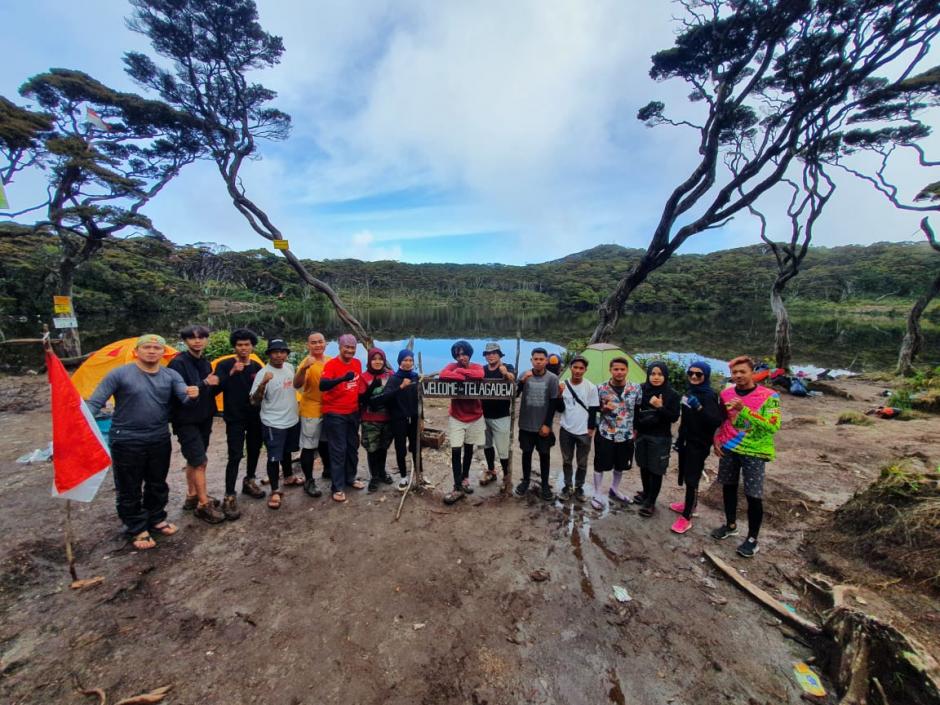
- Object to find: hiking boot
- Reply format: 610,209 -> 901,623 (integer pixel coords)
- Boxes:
368,479 -> 379,492
560,485 -> 574,500
638,503 -> 655,518
736,537 -> 759,558
242,478 -> 265,499
222,495 -> 241,521
711,524 -> 741,541
304,479 -> 323,498
194,501 -> 225,524
398,475 -> 410,491
574,486 -> 586,503
380,473 -> 395,485
540,486 -> 555,502
513,481 -> 530,498
671,516 -> 692,534
443,489 -> 465,505
461,479 -> 474,495
183,495 -> 220,511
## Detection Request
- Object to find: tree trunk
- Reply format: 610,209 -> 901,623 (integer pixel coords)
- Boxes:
770,279 -> 791,371
897,270 -> 940,376
56,257 -> 81,358
589,265 -> 650,344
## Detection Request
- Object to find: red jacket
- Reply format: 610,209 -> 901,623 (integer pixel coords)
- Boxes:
439,362 -> 485,422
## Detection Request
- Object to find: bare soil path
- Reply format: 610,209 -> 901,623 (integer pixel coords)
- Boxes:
0,375 -> 937,705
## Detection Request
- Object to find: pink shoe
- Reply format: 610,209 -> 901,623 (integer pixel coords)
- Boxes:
669,501 -> 685,514
671,516 -> 692,534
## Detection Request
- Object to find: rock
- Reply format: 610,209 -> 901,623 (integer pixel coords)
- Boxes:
529,568 -> 550,582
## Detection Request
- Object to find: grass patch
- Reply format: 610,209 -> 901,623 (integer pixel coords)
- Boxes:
836,410 -> 874,426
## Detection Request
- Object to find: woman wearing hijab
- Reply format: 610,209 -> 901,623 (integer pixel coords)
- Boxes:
358,347 -> 394,491
374,349 -> 420,490
670,360 -> 722,534
633,361 -> 680,517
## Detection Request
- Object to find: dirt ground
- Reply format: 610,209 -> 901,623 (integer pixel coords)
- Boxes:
0,375 -> 938,705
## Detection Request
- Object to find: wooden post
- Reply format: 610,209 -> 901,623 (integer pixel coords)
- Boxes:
64,500 -> 79,582
504,332 -> 522,494
415,351 -> 425,487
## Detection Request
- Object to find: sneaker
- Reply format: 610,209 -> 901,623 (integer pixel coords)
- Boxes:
513,482 -> 530,498
242,478 -> 265,499
461,480 -> 474,495
194,502 -> 225,524
183,495 -> 220,511
221,495 -> 241,521
368,479 -> 379,493
574,487 -> 586,503
710,524 -> 741,541
381,473 -> 395,485
398,475 -> 411,491
560,485 -> 574,499
608,489 -> 632,505
540,486 -> 555,502
736,537 -> 759,558
669,501 -> 698,517
304,479 -> 323,498
670,516 -> 692,534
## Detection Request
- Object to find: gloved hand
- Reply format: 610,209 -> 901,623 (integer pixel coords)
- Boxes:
343,371 -> 355,382
686,394 -> 702,411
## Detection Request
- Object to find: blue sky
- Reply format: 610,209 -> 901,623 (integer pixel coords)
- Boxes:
1,1 -> 937,264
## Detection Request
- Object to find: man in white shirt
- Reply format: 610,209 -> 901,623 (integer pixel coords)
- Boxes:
557,355 -> 599,502
250,339 -> 299,509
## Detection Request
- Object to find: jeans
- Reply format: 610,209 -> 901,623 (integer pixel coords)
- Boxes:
224,416 -> 262,495
324,412 -> 360,493
559,427 -> 591,488
110,438 -> 172,536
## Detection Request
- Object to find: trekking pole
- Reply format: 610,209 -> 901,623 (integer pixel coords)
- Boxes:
504,332 -> 521,494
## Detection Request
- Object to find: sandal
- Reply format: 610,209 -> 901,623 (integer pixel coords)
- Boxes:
332,491 -> 347,503
351,479 -> 366,490
267,491 -> 283,510
151,521 -> 178,536
284,475 -> 304,487
479,470 -> 498,486
131,531 -> 156,550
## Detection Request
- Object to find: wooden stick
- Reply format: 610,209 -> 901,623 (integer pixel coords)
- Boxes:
504,332 -> 521,493
704,549 -> 822,635
0,338 -> 65,345
65,499 -> 79,582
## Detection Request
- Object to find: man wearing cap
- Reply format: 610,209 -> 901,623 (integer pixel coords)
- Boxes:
169,324 -> 225,524
439,340 -> 485,504
557,355 -> 599,501
87,334 -> 198,550
293,331 -> 331,498
319,334 -> 364,503
250,338 -> 300,510
480,342 -> 515,486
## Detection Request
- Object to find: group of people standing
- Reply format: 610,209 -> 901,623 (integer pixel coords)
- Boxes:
87,328 -> 781,560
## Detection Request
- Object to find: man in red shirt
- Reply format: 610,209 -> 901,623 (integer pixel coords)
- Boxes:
439,340 -> 485,504
319,334 -> 364,502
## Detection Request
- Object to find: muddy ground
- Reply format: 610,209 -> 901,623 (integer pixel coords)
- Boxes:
0,375 -> 938,705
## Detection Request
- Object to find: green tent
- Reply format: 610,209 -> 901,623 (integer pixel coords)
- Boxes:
562,343 -> 646,385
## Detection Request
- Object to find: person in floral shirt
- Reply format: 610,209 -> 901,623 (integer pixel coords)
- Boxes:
591,357 -> 641,510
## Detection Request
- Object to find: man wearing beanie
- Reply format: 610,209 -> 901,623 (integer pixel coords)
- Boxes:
439,340 -> 485,504
87,334 -> 198,550
319,334 -> 364,502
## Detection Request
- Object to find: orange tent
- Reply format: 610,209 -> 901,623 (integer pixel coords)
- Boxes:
72,337 -> 179,400
210,353 -> 265,413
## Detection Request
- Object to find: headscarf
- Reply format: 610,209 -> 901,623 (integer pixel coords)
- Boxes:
367,347 -> 388,371
450,340 -> 473,360
641,360 -> 673,406
338,333 -> 357,348
686,359 -> 717,403
136,333 -> 166,348
396,349 -> 419,380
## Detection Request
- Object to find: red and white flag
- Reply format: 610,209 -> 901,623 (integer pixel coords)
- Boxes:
85,106 -> 111,132
47,350 -> 111,502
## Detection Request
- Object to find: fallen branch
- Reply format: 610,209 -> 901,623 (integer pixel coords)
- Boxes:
704,549 -> 822,635
114,685 -> 172,705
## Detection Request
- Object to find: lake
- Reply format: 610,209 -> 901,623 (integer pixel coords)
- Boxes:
2,304 -> 937,374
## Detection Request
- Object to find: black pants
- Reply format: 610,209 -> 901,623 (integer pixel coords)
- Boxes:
324,412 -> 360,493
224,416 -> 263,495
392,416 -> 418,477
677,442 -> 709,520
110,438 -> 172,537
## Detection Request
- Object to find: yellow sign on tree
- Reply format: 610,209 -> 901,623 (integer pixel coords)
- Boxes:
273,239 -> 289,250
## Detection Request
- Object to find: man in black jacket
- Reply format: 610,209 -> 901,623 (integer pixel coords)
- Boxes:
215,328 -> 266,518
169,325 -> 224,524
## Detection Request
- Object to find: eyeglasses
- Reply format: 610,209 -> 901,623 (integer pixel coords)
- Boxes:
687,371 -> 705,379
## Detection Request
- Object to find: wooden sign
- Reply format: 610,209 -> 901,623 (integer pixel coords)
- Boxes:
272,239 -> 289,250
421,378 -> 514,400
53,316 -> 78,329
53,296 -> 73,314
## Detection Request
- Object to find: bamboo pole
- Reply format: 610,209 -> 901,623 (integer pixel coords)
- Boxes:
504,332 -> 522,494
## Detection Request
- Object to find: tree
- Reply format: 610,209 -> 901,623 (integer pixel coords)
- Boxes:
0,97 -> 53,213
590,0 -> 940,343
747,161 -> 834,369
124,0 -> 373,347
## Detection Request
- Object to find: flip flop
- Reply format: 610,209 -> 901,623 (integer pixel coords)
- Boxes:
267,491 -> 283,510
131,531 -> 156,550
151,521 -> 178,536
332,491 -> 347,503
351,480 -> 366,490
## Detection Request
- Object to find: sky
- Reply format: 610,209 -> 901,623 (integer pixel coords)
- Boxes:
1,1 -> 937,265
